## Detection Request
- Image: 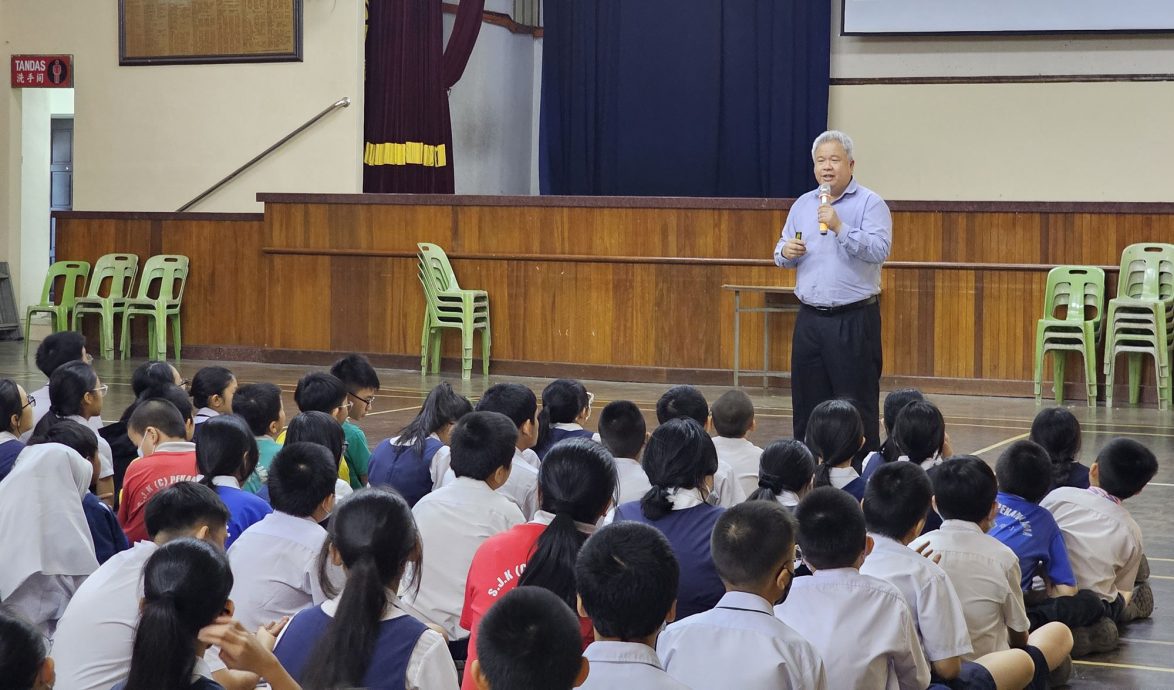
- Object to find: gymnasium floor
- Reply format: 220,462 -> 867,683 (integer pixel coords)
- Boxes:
6,343 -> 1173,688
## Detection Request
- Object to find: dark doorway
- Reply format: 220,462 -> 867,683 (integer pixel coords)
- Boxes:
49,117 -> 73,264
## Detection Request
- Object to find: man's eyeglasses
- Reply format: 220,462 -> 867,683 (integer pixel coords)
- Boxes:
348,391 -> 375,410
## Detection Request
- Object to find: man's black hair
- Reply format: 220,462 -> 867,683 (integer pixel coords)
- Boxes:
330,354 -> 381,391
34,331 -> 86,378
232,383 -> 284,437
710,389 -> 755,438
795,486 -> 867,570
655,385 -> 708,426
575,522 -> 678,641
475,383 -> 538,430
930,456 -> 997,524
448,411 -> 517,480
267,442 -> 337,517
475,587 -> 584,690
598,400 -> 647,460
711,501 -> 796,586
144,481 -> 230,539
1096,438 -> 1159,501
294,372 -> 347,414
995,440 -> 1053,504
862,461 -> 932,541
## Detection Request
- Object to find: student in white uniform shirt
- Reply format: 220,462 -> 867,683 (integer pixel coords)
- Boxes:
745,439 -> 816,513
576,521 -> 690,690
658,501 -> 827,689
598,400 -> 652,505
775,487 -> 930,690
190,366 -> 237,426
466,383 -> 542,519
29,360 -> 115,504
655,385 -> 745,507
404,411 -> 525,660
862,462 -> 1038,690
709,390 -> 765,498
470,587 -> 589,690
911,457 -> 1074,689
24,332 -> 102,441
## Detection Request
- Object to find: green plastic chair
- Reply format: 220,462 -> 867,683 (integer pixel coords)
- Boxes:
71,253 -> 139,360
1033,266 -> 1105,406
416,243 -> 491,379
24,260 -> 90,358
118,255 -> 190,362
1104,243 -> 1174,409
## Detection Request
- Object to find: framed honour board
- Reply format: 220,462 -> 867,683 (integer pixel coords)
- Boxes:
119,0 -> 303,66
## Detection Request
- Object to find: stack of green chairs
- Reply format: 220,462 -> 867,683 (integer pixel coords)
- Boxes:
72,253 -> 139,360
416,243 -> 491,379
24,260 -> 90,358
1104,243 -> 1174,410
118,255 -> 190,362
1033,266 -> 1105,406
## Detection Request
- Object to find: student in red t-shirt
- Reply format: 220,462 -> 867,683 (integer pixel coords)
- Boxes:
117,399 -> 198,543
460,437 -> 618,690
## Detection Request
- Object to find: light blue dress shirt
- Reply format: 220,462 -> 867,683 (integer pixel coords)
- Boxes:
773,178 -> 893,307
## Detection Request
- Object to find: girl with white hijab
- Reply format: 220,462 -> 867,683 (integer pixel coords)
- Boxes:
0,442 -> 99,637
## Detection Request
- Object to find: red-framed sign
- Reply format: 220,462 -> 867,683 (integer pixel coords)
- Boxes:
11,55 -> 74,88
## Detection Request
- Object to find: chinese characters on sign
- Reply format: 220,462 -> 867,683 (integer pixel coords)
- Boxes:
10,55 -> 74,88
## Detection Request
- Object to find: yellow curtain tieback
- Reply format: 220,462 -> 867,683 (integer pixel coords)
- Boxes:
364,141 -> 448,167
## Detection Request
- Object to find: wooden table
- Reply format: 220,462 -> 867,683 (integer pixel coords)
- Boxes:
722,284 -> 799,387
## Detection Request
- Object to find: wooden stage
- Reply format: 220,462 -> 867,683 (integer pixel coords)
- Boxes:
54,194 -> 1174,400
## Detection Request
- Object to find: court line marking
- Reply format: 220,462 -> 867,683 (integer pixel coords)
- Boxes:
363,405 -> 427,417
1120,638 -> 1174,647
1144,574 -> 1174,581
1145,557 -> 1174,562
1145,483 -> 1174,488
970,433 -> 1030,456
1073,660 -> 1174,674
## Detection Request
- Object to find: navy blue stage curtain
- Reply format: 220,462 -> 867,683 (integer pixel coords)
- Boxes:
540,0 -> 830,198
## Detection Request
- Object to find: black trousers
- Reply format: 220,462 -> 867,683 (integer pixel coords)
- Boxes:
1025,588 -> 1109,630
790,301 -> 882,466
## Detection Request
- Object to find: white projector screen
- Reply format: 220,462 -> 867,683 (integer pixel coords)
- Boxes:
842,0 -> 1174,34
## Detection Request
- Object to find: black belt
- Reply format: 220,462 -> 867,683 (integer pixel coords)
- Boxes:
801,295 -> 878,315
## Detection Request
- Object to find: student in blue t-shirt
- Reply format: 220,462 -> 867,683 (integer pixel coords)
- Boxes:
196,415 -> 272,549
1030,407 -> 1090,491
0,378 -> 34,483
806,400 -> 866,501
532,379 -> 594,460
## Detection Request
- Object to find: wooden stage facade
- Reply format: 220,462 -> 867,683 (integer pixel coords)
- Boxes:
54,194 -> 1174,399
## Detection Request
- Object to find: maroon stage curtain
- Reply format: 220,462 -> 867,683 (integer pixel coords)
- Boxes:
364,0 -> 485,193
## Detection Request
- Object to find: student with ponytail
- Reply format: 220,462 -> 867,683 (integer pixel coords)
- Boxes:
806,399 -> 866,500
273,487 -> 458,689
860,388 -> 924,477
196,415 -> 271,548
190,366 -> 238,427
0,378 -> 35,482
32,360 -> 115,504
747,439 -> 817,512
891,400 -> 949,470
1030,407 -> 1089,490
533,379 -> 593,460
460,438 -> 618,690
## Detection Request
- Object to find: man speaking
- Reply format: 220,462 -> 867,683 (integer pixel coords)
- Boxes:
773,130 -> 891,463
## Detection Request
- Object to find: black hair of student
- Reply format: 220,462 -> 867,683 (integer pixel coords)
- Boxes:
189,366 -> 235,408
285,411 -> 345,469
880,388 -> 924,463
267,442 -> 337,517
196,415 -> 259,488
805,399 -> 864,488
1096,438 -> 1159,500
712,500 -> 797,586
448,411 -> 518,480
138,383 -> 195,424
575,521 -> 679,641
0,379 -> 23,434
127,398 -> 186,439
33,330 -> 86,378
302,488 -> 422,689
28,419 -> 99,476
231,382 -> 283,437
293,371 -> 347,414
31,360 -> 96,437
517,438 -> 618,607
930,455 -> 998,524
475,383 -> 538,429
394,382 -> 473,459
144,481 -> 230,540
748,439 -> 816,502
891,400 -> 946,465
535,379 -> 590,452
329,353 -> 382,392
476,587 -> 584,690
1029,407 -> 1083,488
711,389 -> 755,438
0,610 -> 46,689
995,440 -> 1053,504
132,360 -> 179,396
795,486 -> 868,570
862,461 -> 933,541
123,538 -> 233,690
655,384 -> 709,426
639,417 -> 718,520
598,400 -> 647,460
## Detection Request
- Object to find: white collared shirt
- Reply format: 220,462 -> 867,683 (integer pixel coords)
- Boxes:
713,459 -> 746,507
614,457 -> 653,505
580,641 -> 691,690
910,520 -> 1030,659
710,436 -> 764,499
440,448 -> 540,519
776,491 -> 801,509
64,414 -> 113,478
210,475 -> 240,489
828,465 -> 860,489
0,431 -> 17,445
861,533 -> 974,663
193,407 -> 219,425
1041,486 -> 1143,601
520,446 -> 542,470
403,477 -> 524,639
658,591 -> 827,689
775,567 -> 929,690
23,385 -> 104,443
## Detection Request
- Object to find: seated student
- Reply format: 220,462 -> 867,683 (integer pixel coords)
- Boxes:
806,399 -> 867,500
776,487 -> 929,690
330,353 -> 380,488
655,385 -> 744,507
31,360 -> 115,505
889,399 -> 951,532
403,411 -> 525,659
657,501 -> 827,689
119,399 -> 199,543
24,331 -> 96,439
368,382 -> 472,505
709,389 -> 764,498
273,488 -> 457,689
28,421 -> 129,564
191,366 -> 237,427
1041,438 -> 1158,624
598,400 -> 651,505
0,611 -> 56,690
231,383 -> 286,493
196,415 -> 272,548
614,417 -> 725,619
278,411 -> 354,504
861,388 -> 924,476
52,482 -> 231,690
228,442 -> 340,632
466,383 -> 542,519
911,457 -> 1074,688
1031,407 -> 1090,490
470,587 -> 589,690
106,380 -> 193,500
0,442 -> 99,637
861,462 -> 1037,690
461,438 -> 617,690
746,439 -> 816,513
533,379 -> 595,460
0,378 -> 35,482
280,372 -> 351,464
